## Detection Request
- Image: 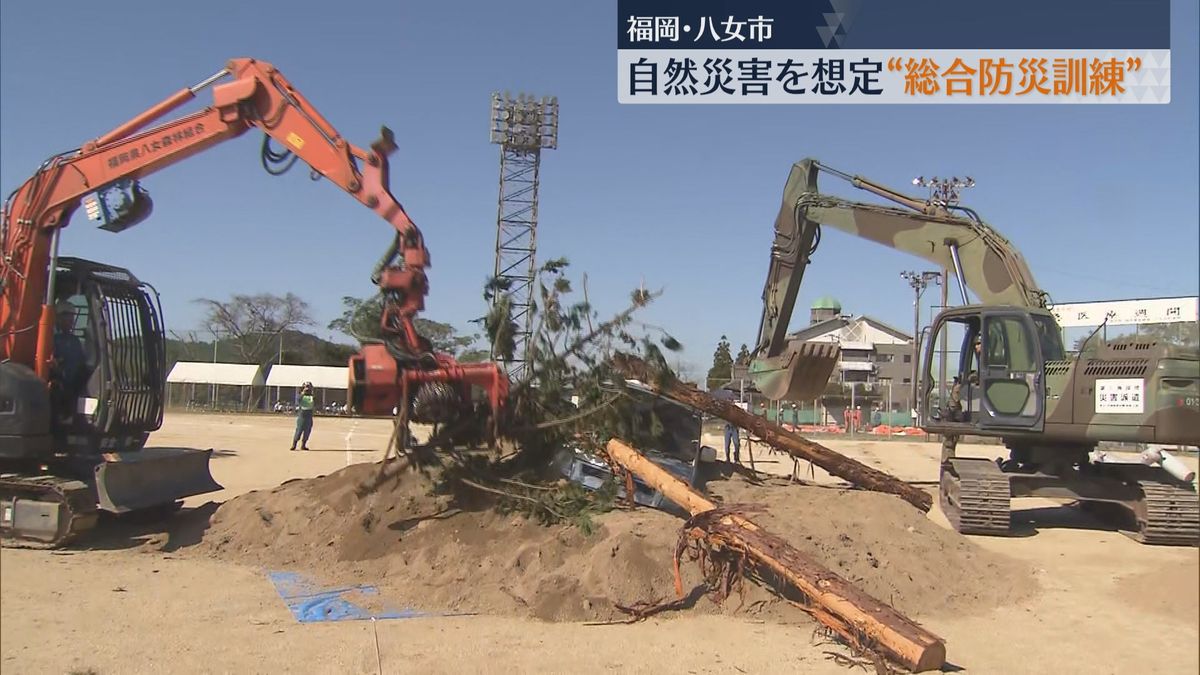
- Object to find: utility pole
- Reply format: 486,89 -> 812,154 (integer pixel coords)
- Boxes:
210,328 -> 220,406
900,270 -> 941,417
939,267 -> 949,417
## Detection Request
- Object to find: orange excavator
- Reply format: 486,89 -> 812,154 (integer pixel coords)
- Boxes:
0,58 -> 508,546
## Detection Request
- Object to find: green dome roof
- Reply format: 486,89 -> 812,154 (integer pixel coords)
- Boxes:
811,296 -> 842,311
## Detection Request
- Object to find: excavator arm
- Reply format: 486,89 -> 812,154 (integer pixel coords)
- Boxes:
1,58 -> 432,378
751,158 -> 1050,400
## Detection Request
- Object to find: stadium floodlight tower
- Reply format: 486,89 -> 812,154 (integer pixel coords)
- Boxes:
488,91 -> 559,380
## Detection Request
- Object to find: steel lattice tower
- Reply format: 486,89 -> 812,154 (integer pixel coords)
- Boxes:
489,92 -> 558,380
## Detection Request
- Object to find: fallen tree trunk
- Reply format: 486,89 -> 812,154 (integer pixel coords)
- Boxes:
611,354 -> 932,512
606,438 -> 947,673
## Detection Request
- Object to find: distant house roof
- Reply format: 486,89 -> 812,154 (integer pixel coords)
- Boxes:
167,362 -> 264,386
811,296 -> 842,311
265,364 -> 349,390
856,316 -> 912,342
787,315 -> 912,344
788,316 -> 849,342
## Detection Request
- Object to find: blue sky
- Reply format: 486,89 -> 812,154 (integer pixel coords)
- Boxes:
2,1 -> 1197,378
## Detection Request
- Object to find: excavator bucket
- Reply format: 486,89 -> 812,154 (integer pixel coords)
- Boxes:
94,447 -> 223,513
750,342 -> 841,401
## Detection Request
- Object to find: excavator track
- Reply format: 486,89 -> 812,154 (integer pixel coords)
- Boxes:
0,474 -> 98,549
940,458 -> 1012,536
1128,480 -> 1200,547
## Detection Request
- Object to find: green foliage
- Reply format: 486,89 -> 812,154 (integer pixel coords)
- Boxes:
497,478 -> 619,535
736,343 -> 751,366
1073,323 -> 1200,354
493,258 -> 681,484
483,294 -> 517,361
414,318 -> 477,355
328,294 -> 386,342
166,328 -> 356,369
328,293 -> 480,355
457,348 -> 492,363
410,258 -> 682,535
706,335 -> 733,389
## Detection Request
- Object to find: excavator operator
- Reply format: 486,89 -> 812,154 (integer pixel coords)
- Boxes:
948,333 -> 982,422
51,301 -> 87,422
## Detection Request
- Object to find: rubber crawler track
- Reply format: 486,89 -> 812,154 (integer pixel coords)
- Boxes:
0,474 -> 98,549
940,459 -> 1012,536
1131,480 -> 1200,547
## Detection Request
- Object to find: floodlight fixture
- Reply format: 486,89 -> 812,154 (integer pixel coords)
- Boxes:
912,174 -> 975,206
490,91 -> 559,151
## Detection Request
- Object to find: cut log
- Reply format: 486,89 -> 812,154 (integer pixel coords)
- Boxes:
611,354 -> 932,512
606,438 -> 947,673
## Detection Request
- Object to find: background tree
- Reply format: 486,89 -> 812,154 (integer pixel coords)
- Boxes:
1135,322 -> 1199,348
328,294 -> 386,342
327,293 -> 481,356
1072,322 -> 1199,353
457,348 -> 492,363
195,292 -> 313,365
706,335 -> 733,390
735,343 -> 751,366
166,329 -> 215,366
670,355 -> 700,386
414,318 -> 477,355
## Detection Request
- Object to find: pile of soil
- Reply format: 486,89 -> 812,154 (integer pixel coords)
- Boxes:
197,462 -> 1038,624
707,477 -> 1039,618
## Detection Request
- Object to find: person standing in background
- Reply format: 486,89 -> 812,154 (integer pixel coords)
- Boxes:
290,381 -> 315,451
724,400 -> 749,464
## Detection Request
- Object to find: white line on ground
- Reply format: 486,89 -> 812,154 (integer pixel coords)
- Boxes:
344,419 -> 360,466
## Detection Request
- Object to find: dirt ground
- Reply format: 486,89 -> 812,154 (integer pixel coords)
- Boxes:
2,412 -> 1197,674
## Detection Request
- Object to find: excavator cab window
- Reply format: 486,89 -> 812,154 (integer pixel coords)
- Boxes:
921,315 -> 982,425
974,312 -> 1045,430
1030,313 -> 1067,362
50,294 -> 96,424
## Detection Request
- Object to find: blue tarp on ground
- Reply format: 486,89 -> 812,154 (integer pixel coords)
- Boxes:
268,571 -> 459,623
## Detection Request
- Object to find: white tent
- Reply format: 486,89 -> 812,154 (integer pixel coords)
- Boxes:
264,364 -> 349,412
265,365 -> 348,390
167,362 -> 264,386
166,362 -> 265,411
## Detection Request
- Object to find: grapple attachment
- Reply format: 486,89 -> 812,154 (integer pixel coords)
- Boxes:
750,342 -> 840,401
94,447 -> 222,513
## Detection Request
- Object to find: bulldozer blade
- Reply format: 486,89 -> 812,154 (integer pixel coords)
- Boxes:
751,342 -> 840,401
94,447 -> 223,513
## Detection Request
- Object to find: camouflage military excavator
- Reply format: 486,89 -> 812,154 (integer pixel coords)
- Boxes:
749,158 -> 1199,546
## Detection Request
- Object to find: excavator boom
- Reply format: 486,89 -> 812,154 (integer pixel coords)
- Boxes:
750,158 -> 1052,401
1,58 -> 431,374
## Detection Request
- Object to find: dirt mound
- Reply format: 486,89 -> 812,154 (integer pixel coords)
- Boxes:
708,477 -> 1039,618
199,462 -> 716,623
198,463 -> 1038,623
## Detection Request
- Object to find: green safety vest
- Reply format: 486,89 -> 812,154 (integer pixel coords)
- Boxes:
298,394 -> 314,412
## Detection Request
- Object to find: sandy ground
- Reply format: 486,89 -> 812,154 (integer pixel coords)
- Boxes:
2,413 -> 1197,675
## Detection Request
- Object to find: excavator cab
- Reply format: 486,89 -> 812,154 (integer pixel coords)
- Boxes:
0,258 -> 220,545
49,257 -> 167,447
918,306 -> 1052,435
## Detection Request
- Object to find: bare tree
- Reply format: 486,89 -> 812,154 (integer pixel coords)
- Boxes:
195,292 -> 314,365
671,355 -> 700,385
